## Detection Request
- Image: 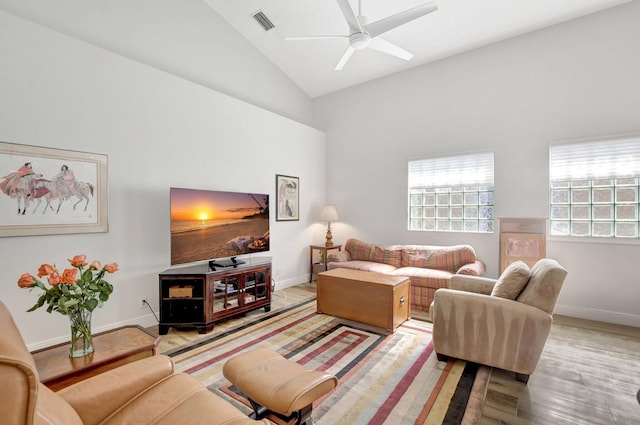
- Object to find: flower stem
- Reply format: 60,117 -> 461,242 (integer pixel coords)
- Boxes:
69,308 -> 93,357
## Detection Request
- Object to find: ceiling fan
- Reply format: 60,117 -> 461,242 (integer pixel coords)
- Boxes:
285,0 -> 438,71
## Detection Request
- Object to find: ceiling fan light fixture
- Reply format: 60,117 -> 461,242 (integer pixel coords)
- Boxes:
350,33 -> 370,50
285,0 -> 438,70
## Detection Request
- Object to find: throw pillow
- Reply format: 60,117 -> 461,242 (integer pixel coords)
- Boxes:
491,261 -> 531,300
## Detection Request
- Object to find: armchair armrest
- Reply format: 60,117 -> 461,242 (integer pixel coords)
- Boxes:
57,355 -> 175,425
431,289 -> 552,375
450,274 -> 497,295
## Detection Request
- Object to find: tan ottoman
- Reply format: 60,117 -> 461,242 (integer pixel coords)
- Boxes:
223,348 -> 338,425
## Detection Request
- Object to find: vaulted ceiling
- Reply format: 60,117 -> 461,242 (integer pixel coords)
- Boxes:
204,0 -> 630,97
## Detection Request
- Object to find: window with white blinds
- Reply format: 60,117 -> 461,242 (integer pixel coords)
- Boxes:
408,152 -> 494,233
549,135 -> 640,238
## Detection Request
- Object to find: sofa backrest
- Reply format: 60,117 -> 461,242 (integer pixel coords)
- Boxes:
516,259 -> 568,314
401,245 -> 477,273
344,238 -> 384,262
343,239 -> 479,272
344,239 -> 404,268
0,301 -> 83,425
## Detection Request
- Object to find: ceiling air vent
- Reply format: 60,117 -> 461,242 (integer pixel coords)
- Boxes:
252,10 -> 275,31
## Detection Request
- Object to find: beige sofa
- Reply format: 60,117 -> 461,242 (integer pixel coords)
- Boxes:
327,238 -> 486,312
429,259 -> 568,383
0,300 -> 271,425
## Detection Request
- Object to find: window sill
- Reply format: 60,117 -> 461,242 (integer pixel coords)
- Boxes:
547,234 -> 640,246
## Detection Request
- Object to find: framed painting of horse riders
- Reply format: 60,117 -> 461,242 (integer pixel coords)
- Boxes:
0,141 -> 108,237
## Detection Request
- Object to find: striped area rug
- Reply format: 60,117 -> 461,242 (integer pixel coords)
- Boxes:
167,300 -> 489,425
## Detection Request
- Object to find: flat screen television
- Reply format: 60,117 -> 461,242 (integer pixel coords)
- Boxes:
170,187 -> 269,266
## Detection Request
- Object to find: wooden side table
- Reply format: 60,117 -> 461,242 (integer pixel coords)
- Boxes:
32,325 -> 158,391
309,244 -> 342,282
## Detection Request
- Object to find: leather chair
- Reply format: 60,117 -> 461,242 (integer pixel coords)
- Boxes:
0,300 -> 271,425
429,259 -> 567,383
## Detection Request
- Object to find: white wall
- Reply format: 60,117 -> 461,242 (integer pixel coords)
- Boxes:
0,0 -> 313,126
313,2 -> 640,327
0,11 -> 326,349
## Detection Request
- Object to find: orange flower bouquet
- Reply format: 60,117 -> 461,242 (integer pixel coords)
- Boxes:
18,254 -> 118,357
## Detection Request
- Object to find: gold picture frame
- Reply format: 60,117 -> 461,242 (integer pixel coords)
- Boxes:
0,141 -> 108,237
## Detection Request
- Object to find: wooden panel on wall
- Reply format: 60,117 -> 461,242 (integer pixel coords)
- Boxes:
499,218 -> 546,273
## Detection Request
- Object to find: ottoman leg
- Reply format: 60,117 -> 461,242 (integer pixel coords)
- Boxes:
291,404 -> 313,425
247,397 -> 313,425
246,398 -> 268,420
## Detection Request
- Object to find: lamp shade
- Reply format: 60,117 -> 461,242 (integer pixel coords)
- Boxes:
320,205 -> 339,221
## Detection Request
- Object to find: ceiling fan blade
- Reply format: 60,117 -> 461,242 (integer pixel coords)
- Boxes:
335,46 -> 355,71
368,37 -> 413,61
336,0 -> 363,34
365,2 -> 438,38
285,35 -> 348,41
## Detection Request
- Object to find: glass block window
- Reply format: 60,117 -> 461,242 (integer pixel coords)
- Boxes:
409,152 -> 494,233
549,136 -> 640,238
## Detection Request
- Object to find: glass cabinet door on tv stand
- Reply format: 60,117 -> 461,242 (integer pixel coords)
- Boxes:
158,259 -> 271,335
211,270 -> 269,314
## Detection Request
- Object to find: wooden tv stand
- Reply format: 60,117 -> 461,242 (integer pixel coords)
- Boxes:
158,258 -> 271,335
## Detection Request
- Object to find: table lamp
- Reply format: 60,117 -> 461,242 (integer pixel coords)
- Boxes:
320,205 -> 339,247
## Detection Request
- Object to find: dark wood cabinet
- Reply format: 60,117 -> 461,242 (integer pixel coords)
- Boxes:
158,258 -> 271,335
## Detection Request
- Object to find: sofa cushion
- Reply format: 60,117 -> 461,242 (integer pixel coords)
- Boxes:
383,245 -> 404,268
491,261 -> 530,300
328,261 -> 398,274
344,239 -> 385,263
393,267 -> 453,288
401,245 -> 477,273
393,267 -> 453,313
327,251 -> 351,263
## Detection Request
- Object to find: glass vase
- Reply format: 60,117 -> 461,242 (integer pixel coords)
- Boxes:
68,308 -> 94,357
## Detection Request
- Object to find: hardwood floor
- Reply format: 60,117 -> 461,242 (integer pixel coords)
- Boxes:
151,283 -> 640,424
480,315 -> 640,425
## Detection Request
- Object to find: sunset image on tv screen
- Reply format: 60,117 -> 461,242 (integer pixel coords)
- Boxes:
170,188 -> 269,265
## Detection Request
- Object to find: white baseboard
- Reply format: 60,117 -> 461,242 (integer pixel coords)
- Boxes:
273,274 -> 310,291
555,304 -> 640,328
28,335 -> 72,352
27,277 -> 314,351
27,313 -> 159,352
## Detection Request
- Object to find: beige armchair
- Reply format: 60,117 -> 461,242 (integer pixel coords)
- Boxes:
0,300 -> 271,425
429,259 -> 567,383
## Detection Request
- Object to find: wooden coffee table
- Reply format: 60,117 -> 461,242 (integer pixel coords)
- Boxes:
317,268 -> 410,332
32,325 -> 158,391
